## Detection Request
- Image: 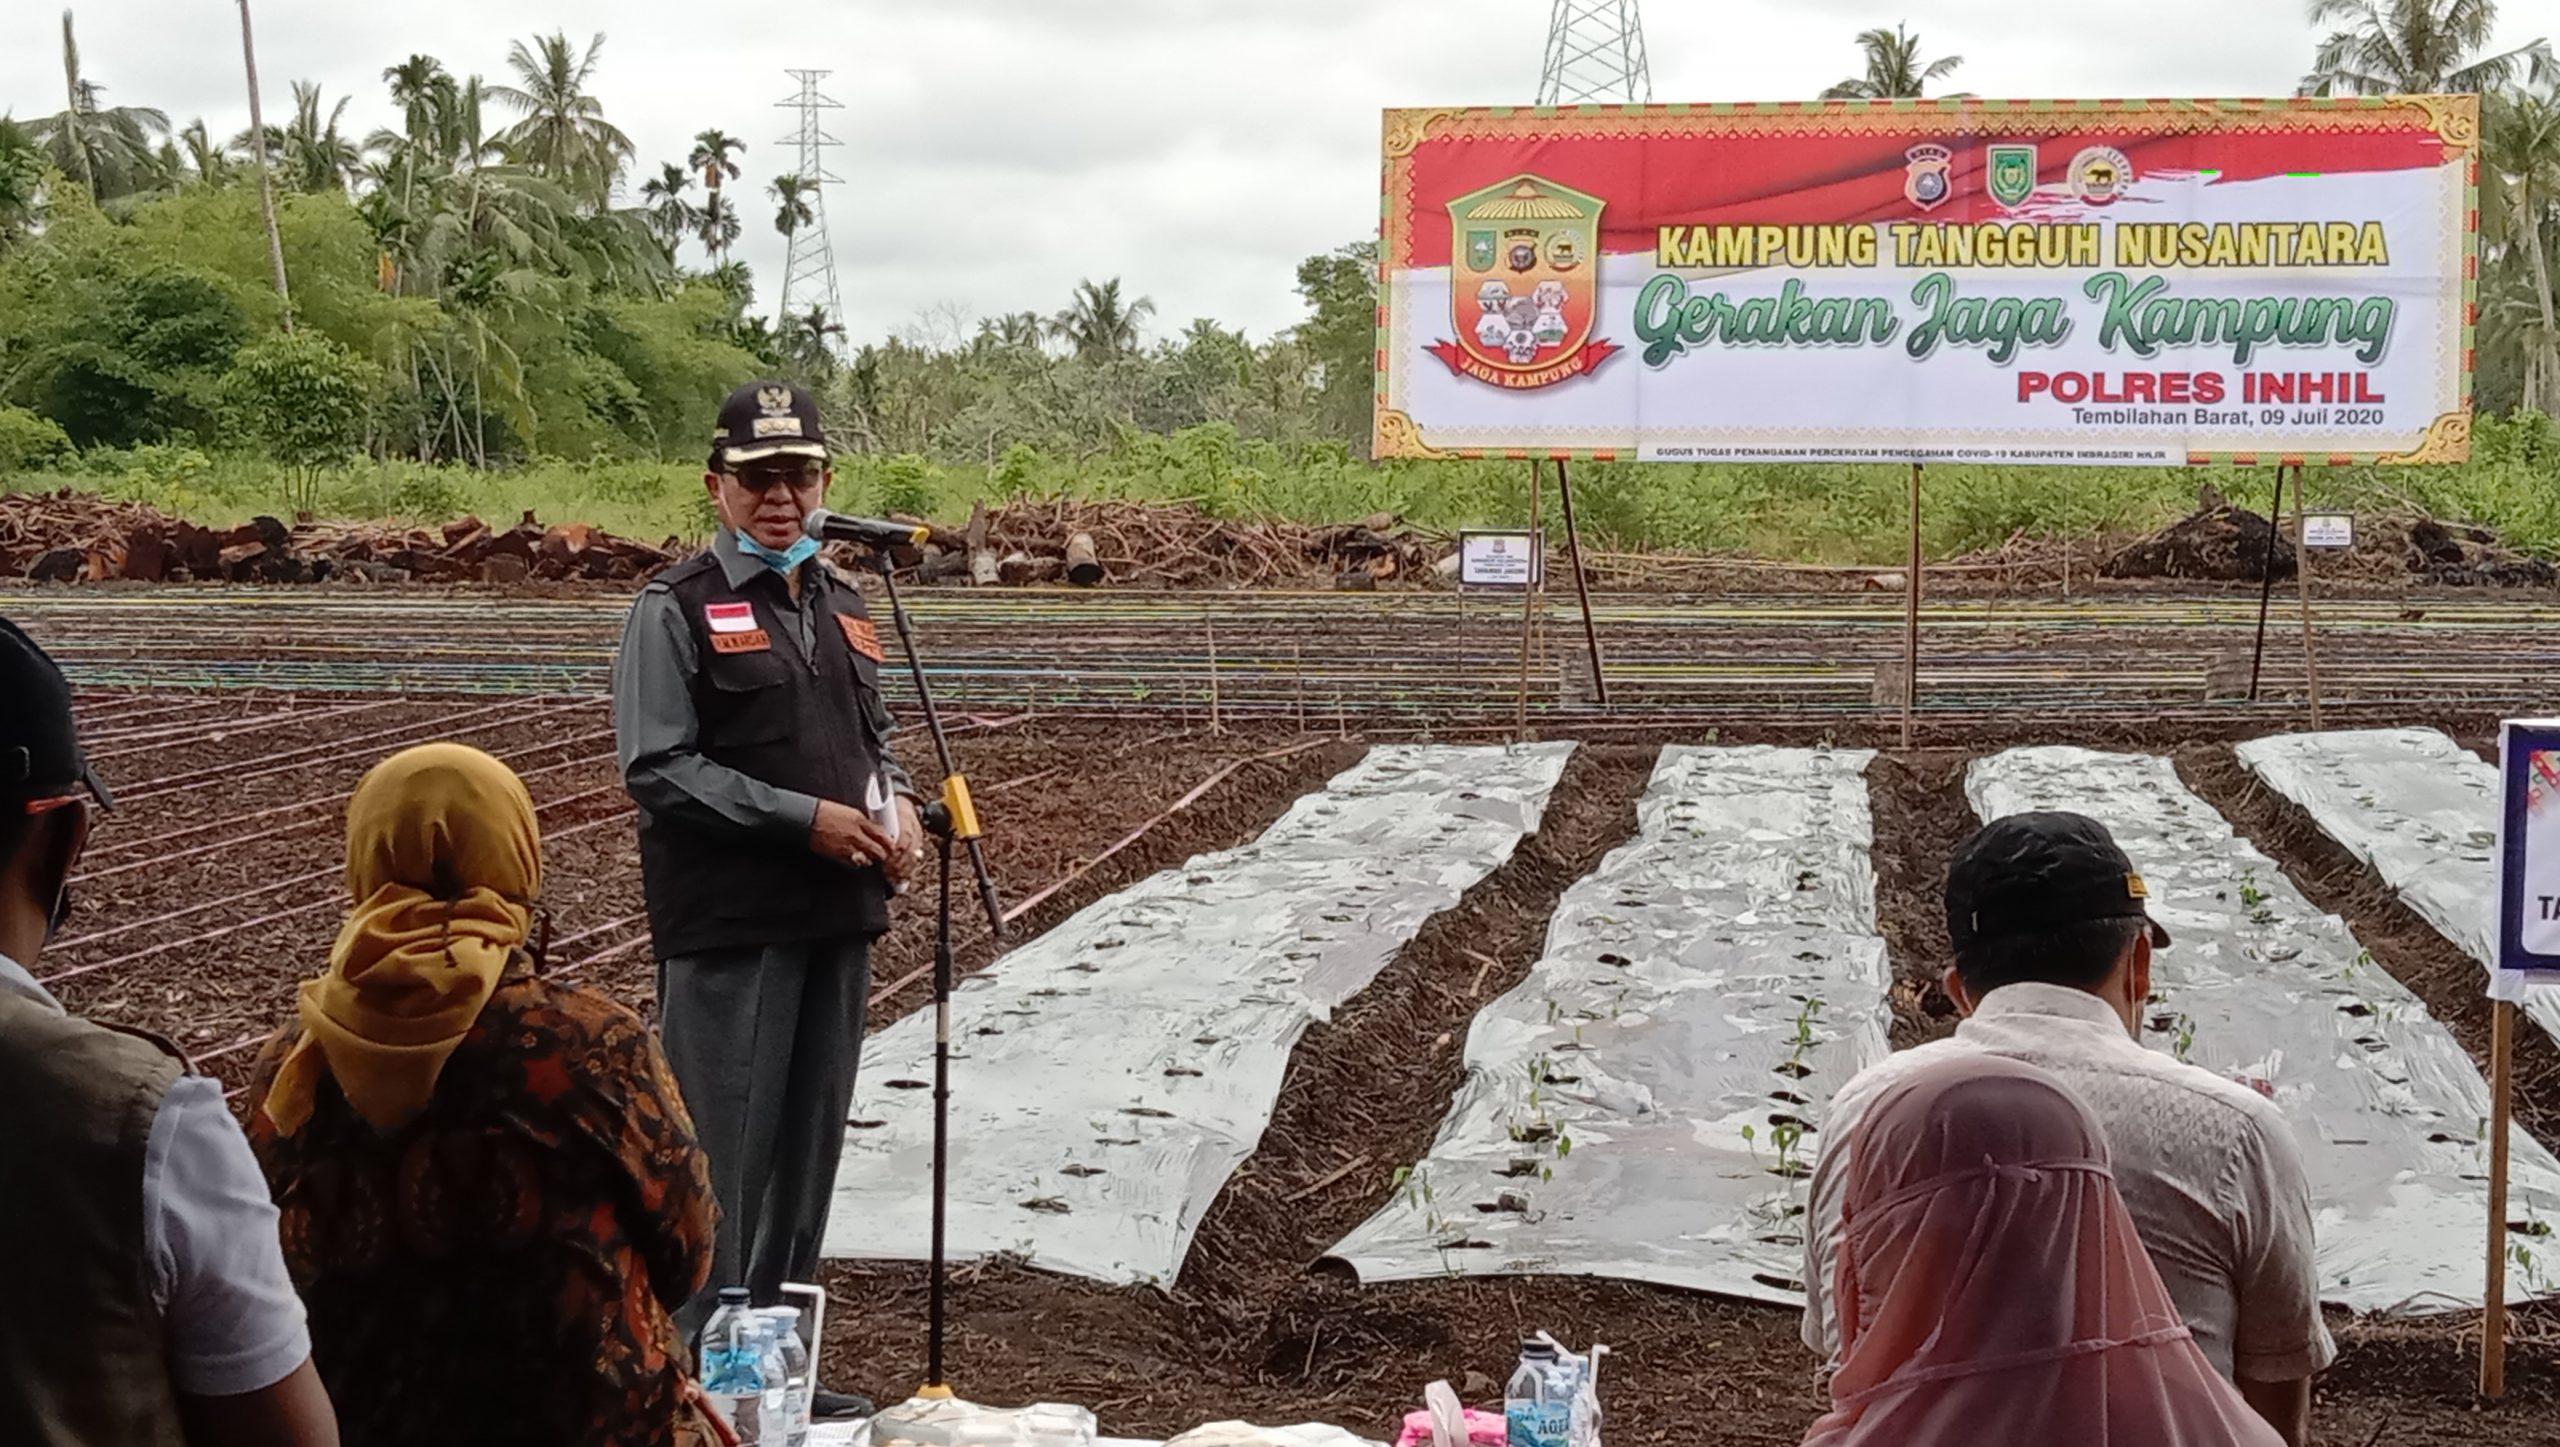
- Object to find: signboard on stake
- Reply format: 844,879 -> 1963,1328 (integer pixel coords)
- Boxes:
2483,718 -> 2560,1399
1377,98 -> 2477,465
2497,720 -> 2560,983
2303,512 -> 2356,549
1459,529 -> 1545,590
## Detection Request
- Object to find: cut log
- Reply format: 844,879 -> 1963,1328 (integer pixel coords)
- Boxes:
920,546 -> 972,584
28,548 -> 83,583
481,555 -> 531,585
1064,532 -> 1104,586
998,550 -> 1063,586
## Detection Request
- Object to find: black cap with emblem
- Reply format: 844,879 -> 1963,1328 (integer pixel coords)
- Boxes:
0,617 -> 113,811
709,378 -> 830,471
1946,810 -> 2169,953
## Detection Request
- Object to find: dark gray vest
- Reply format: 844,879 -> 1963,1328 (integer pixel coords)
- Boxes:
638,553 -> 895,957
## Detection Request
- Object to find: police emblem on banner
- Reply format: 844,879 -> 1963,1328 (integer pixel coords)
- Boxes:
1431,173 -> 1617,390
1987,144 -> 2037,210
2071,146 -> 2134,205
1905,145 -> 1953,211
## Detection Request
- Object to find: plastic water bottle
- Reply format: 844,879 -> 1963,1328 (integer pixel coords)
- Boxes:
1505,1339 -> 1572,1447
757,1307 -> 811,1447
700,1288 -> 767,1444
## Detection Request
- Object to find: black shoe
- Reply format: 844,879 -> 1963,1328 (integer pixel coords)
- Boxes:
810,1388 -> 873,1421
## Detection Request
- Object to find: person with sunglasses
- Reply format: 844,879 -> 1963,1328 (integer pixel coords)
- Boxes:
0,618 -> 337,1447
612,380 -> 924,1417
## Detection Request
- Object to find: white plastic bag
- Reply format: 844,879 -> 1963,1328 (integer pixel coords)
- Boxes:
866,1396 -> 1098,1447
1162,1427 -> 1384,1447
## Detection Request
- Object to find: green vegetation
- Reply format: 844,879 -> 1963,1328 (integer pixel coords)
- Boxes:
0,7 -> 2555,564
13,412 -> 2555,562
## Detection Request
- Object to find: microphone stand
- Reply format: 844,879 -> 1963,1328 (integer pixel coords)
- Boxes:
848,542 -> 1002,1405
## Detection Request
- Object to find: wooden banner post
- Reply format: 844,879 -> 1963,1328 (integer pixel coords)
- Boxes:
2248,465 -> 2287,701
1902,461 -> 1923,749
2484,997 -> 2517,1398
1551,457 -> 1611,708
1517,461 -> 1545,743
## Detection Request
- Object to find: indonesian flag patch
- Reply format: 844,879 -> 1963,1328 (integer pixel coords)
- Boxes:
705,602 -> 757,635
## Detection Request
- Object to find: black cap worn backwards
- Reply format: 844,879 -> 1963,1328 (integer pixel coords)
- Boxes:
710,379 -> 830,471
1946,810 -> 2168,953
0,617 -> 112,811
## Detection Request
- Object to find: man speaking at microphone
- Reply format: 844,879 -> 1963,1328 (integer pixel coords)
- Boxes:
613,379 -> 924,1403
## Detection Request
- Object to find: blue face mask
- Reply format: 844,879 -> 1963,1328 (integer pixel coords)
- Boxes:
736,532 -> 820,575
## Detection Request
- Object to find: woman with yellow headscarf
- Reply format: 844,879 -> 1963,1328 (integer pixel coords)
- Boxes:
248,744 -> 721,1447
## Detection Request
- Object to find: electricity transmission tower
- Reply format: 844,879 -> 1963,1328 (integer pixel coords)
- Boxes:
1537,0 -> 1653,105
775,69 -> 846,339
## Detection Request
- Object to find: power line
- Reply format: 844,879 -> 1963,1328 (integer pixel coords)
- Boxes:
1537,0 -> 1653,106
775,69 -> 846,343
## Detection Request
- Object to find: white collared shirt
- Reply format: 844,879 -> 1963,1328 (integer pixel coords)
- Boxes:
1800,981 -> 2336,1384
1,952 -> 310,1397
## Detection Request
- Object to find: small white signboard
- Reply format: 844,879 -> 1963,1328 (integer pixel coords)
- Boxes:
2302,512 -> 2356,550
1459,530 -> 1544,590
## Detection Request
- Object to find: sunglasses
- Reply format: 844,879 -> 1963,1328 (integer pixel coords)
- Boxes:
727,463 -> 827,493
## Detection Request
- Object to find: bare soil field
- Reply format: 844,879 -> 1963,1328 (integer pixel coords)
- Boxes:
20,590 -> 2560,1446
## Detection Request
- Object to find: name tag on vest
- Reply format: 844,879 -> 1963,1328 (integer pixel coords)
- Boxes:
838,614 -> 884,663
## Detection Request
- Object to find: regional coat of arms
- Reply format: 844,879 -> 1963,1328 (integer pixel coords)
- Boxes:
1432,174 -> 1617,389
1987,145 -> 2038,210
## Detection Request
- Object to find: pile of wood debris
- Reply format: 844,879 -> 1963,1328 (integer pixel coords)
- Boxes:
877,499 -> 1442,591
2,490 -> 676,585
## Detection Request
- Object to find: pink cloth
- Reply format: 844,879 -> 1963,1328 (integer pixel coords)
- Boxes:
1802,1055 -> 2284,1447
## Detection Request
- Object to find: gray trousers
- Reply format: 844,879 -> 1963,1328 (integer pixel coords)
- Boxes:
658,934 -> 872,1340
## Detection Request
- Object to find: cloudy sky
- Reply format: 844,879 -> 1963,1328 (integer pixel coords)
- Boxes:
2,1 -> 2542,345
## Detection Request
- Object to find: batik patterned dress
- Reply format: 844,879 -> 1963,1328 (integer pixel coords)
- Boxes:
248,959 -> 718,1447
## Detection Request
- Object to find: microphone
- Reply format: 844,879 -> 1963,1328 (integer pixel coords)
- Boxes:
803,509 -> 931,550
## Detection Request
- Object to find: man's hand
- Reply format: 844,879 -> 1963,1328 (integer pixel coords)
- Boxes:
2237,1375 -> 2311,1447
882,795 -> 928,888
810,799 -> 896,870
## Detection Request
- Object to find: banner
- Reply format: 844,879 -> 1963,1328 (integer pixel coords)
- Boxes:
1376,99 -> 2476,466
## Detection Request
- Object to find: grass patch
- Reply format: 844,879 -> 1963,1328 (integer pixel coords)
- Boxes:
9,413 -> 2555,564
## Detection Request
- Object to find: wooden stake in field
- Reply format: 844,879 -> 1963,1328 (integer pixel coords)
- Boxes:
2291,463 -> 2324,730
2483,997 -> 2517,1398
2248,465 -> 2286,702
1552,458 -> 1611,708
1902,461 -> 1923,749
1518,460 -> 1544,743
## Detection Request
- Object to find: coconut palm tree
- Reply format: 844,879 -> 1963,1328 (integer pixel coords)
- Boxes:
229,0 -> 291,327
32,10 -> 171,201
1820,24 -> 1965,100
694,188 -> 741,262
2485,85 -> 2560,412
790,304 -> 847,375
770,173 -> 815,240
384,55 -> 450,146
1048,277 -> 1156,361
689,129 -> 744,193
639,162 -> 694,254
175,118 -> 234,189
2300,0 -> 2552,96
280,81 -> 360,195
489,31 -> 632,209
